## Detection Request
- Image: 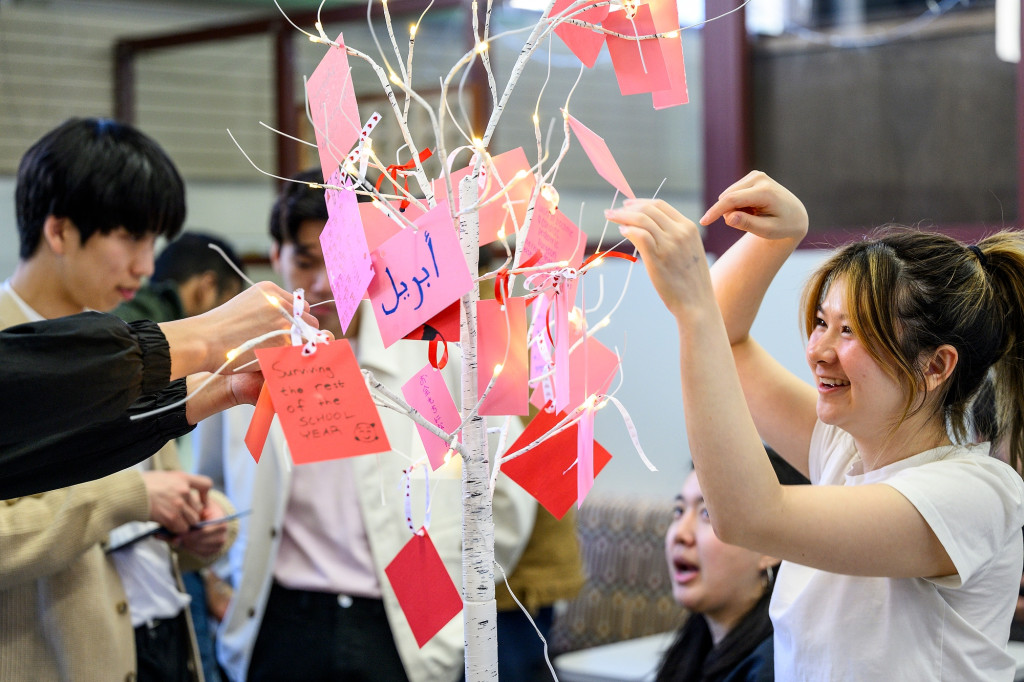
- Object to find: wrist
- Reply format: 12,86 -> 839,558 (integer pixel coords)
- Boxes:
160,317 -> 211,378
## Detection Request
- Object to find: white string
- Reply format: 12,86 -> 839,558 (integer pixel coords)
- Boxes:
493,560 -> 560,681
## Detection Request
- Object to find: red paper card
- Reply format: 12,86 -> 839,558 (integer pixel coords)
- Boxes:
603,4 -> 670,96
366,202 -> 474,347
433,148 -> 535,245
551,0 -> 610,68
519,201 -> 586,271
306,33 -> 362,183
567,114 -> 636,199
530,335 -> 620,412
401,365 -> 461,470
404,300 -> 461,343
255,341 -> 390,464
501,408 -> 612,519
244,383 -> 275,463
477,297 -> 529,416
384,529 -> 463,648
321,170 -> 373,334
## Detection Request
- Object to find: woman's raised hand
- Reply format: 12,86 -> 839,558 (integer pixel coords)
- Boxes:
700,171 -> 808,242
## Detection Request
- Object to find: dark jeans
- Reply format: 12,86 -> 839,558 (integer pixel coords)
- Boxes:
134,612 -> 191,682
496,606 -> 556,682
247,581 -> 409,682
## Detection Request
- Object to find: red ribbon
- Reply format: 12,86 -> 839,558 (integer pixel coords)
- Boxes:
428,335 -> 449,371
376,148 -> 433,210
581,249 -> 637,269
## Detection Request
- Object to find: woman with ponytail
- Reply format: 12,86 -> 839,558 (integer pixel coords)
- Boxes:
607,172 -> 1024,680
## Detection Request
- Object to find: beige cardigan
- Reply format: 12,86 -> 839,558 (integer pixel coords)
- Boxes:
0,290 -> 237,682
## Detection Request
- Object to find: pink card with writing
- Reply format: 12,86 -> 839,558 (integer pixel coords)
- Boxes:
551,0 -> 610,68
566,114 -> 636,200
384,529 -> 463,647
603,4 -> 670,96
306,33 -> 362,182
477,297 -> 529,416
519,200 -> 587,271
366,202 -> 474,347
244,383 -> 275,463
434,148 -> 535,245
530,335 -> 620,411
255,341 -> 390,464
501,408 -> 613,519
321,171 -> 373,334
648,0 -> 689,109
401,365 -> 462,470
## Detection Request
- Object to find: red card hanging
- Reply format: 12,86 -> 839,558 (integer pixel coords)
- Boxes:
244,383 -> 275,463
384,529 -> 463,648
477,297 -> 529,416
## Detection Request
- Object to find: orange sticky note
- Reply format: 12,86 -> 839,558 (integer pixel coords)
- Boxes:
530,335 -> 620,412
603,4 -> 670,96
501,408 -> 612,519
434,148 -> 535,245
551,0 -> 610,68
306,32 -> 362,183
566,114 -> 636,200
255,341 -> 390,464
519,200 -> 587,271
384,529 -> 463,647
477,297 -> 529,416
401,365 -> 461,470
244,383 -> 275,463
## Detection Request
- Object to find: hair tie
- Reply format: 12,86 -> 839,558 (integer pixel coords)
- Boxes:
968,244 -> 987,269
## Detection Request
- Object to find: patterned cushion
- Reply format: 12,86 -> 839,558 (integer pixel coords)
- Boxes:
549,494 -> 687,654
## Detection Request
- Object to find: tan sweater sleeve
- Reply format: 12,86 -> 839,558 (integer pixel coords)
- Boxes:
0,469 -> 149,589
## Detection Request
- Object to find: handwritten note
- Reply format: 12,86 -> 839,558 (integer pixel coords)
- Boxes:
321,170 -> 373,334
366,202 -> 474,348
519,200 -> 586,271
384,529 -> 463,648
306,32 -> 362,182
434,148 -> 535,245
551,0 -> 610,68
401,365 -> 461,470
255,341 -> 390,464
566,114 -> 636,200
501,408 -> 613,519
477,297 -> 529,416
603,4 -> 670,96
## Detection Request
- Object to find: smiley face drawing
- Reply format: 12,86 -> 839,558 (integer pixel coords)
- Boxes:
353,422 -> 380,443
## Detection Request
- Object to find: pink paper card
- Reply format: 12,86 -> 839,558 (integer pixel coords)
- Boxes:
366,202 -> 474,347
577,406 -> 596,508
401,365 -> 462,470
648,0 -> 689,109
566,114 -> 636,200
603,4 -> 670,96
306,32 -> 362,182
433,148 -> 535,245
531,335 -> 620,411
551,0 -> 610,68
501,408 -> 613,519
403,301 -> 461,344
553,278 -> 577,412
519,201 -> 587,271
255,341 -> 391,464
321,171 -> 373,334
384,529 -> 463,647
244,383 -> 275,463
358,200 -> 425,253
477,297 -> 529,416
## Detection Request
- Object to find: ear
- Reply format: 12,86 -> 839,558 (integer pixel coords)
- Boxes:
922,344 -> 958,391
269,241 -> 282,274
42,216 -> 74,256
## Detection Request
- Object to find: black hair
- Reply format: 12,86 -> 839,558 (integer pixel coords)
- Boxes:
15,117 -> 186,259
269,169 -> 329,246
151,231 -> 245,297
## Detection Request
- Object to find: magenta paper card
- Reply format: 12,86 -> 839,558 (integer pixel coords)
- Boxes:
367,202 -> 474,347
603,5 -> 670,96
401,365 -> 462,470
477,297 -> 529,416
551,0 -> 610,68
567,114 -> 636,199
321,171 -> 373,334
384,529 -> 463,647
306,33 -> 362,182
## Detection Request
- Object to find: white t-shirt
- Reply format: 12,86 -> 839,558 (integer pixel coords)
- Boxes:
771,421 -> 1024,681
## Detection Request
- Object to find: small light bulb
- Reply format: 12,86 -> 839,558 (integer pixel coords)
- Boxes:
514,169 -> 529,180
493,363 -> 504,377
532,113 -> 539,125
443,449 -> 454,464
308,35 -> 321,43
475,41 -> 488,54
664,30 -> 679,39
409,24 -> 417,37
226,348 -> 241,361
